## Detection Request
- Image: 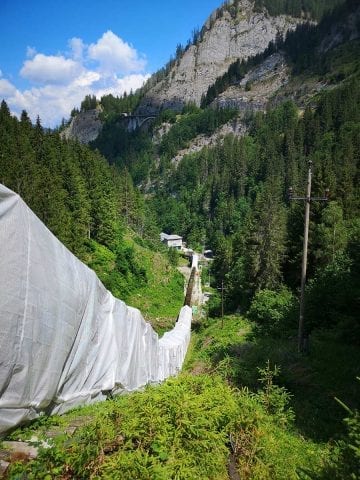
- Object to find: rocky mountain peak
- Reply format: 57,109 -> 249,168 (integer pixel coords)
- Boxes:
137,0 -> 302,115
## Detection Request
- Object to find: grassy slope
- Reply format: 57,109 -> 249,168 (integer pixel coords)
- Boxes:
5,317 -> 336,480
3,253 -> 357,479
83,234 -> 184,335
125,233 -> 185,334
188,316 -> 360,440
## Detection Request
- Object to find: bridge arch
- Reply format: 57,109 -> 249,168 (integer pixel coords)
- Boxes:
120,114 -> 157,132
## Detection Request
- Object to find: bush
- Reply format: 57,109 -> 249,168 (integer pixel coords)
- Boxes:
230,365 -> 323,480
247,287 -> 296,335
207,292 -> 222,317
257,360 -> 295,428
166,247 -> 179,267
308,383 -> 360,480
7,375 -> 238,480
157,108 -> 177,124
305,254 -> 360,343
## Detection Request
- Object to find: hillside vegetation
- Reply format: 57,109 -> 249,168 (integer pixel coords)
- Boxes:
1,1 -> 359,478
0,102 -> 183,328
253,0 -> 345,19
4,314 -> 359,479
146,0 -> 360,345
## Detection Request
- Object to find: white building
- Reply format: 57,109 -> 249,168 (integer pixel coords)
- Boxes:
160,232 -> 183,249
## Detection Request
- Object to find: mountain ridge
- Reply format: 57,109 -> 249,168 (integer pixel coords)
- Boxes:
136,0 -> 302,115
65,0 -> 358,146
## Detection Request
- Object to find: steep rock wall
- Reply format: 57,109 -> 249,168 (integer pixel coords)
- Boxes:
62,109 -> 103,144
137,0 -> 301,114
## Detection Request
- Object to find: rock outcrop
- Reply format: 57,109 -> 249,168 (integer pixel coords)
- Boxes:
213,52 -> 289,112
62,109 -> 103,144
170,117 -> 248,166
137,0 -> 301,114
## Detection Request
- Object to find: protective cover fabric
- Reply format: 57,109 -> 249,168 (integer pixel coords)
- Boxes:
0,184 -> 192,434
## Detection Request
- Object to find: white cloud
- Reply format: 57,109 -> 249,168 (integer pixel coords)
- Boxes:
72,70 -> 101,88
88,30 -> 146,75
1,31 -> 149,127
92,73 -> 151,99
20,54 -> 80,84
69,37 -> 85,61
0,78 -> 17,97
3,72 -> 150,127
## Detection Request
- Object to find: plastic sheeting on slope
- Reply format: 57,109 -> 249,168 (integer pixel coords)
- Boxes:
0,184 -> 192,434
191,253 -> 199,270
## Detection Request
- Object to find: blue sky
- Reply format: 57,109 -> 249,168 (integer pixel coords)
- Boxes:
0,0 -> 221,126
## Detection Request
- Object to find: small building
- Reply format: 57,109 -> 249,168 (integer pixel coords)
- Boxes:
160,232 -> 183,250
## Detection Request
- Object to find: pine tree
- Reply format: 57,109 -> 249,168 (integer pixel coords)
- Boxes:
239,180 -> 287,295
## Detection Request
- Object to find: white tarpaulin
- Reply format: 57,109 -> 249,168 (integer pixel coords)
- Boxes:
0,184 -> 192,434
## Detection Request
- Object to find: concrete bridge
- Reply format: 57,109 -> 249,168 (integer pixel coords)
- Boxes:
119,114 -> 157,132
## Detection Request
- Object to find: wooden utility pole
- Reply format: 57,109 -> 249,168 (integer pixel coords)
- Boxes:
221,279 -> 224,328
217,279 -> 225,328
289,161 -> 329,353
299,163 -> 312,354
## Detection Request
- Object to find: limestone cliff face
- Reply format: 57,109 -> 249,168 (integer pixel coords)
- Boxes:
213,52 -> 290,112
62,109 -> 102,144
137,0 -> 301,114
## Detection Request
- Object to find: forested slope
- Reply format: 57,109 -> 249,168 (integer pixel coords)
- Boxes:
153,79 -> 359,331
54,0 -> 360,345
64,0 -> 360,343
0,102 -> 184,327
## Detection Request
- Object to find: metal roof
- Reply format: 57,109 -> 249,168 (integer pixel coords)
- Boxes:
160,233 -> 183,241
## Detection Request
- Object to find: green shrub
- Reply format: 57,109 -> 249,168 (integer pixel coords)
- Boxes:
245,80 -> 252,91
7,375 -> 237,479
207,292 -> 222,317
310,385 -> 360,480
7,372 -> 327,480
306,254 -> 360,343
166,247 -> 179,267
247,287 -> 296,335
157,108 -> 177,124
257,360 -> 295,428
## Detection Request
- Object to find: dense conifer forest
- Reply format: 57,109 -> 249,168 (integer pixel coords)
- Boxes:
252,0 -> 344,19
154,82 -> 360,337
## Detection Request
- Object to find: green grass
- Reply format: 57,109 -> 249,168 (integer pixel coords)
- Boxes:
125,233 -> 185,334
184,315 -> 251,373
83,233 -> 185,335
186,315 -> 360,442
